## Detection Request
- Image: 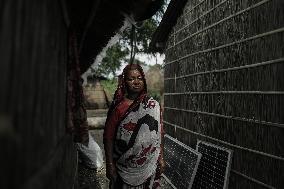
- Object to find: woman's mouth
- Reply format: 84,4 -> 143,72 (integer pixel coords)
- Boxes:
133,86 -> 141,89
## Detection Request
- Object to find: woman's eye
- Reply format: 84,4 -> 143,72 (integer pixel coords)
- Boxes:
126,77 -> 143,82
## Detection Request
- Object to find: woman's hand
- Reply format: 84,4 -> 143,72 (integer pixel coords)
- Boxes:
106,163 -> 117,181
158,158 -> 166,175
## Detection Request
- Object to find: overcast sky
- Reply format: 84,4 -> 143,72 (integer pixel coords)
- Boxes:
115,53 -> 165,75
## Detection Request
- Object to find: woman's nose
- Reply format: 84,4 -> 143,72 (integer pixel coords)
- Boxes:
133,79 -> 140,84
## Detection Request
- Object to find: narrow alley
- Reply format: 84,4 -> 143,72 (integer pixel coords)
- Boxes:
1,0 -> 283,189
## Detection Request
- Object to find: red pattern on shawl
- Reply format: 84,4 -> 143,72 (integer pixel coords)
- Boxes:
136,157 -> 147,165
123,122 -> 136,132
141,144 -> 153,156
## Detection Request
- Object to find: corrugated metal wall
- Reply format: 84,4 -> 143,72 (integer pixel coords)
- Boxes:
0,0 -> 77,188
163,0 -> 284,188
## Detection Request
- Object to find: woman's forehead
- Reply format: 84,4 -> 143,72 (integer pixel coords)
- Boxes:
126,69 -> 142,76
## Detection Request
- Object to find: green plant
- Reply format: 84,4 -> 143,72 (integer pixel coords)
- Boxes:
101,79 -> 118,100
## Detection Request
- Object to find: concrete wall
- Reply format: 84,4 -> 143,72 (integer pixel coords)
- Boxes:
0,1 -> 77,188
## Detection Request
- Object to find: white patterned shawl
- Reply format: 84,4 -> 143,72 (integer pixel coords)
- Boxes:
114,97 -> 162,186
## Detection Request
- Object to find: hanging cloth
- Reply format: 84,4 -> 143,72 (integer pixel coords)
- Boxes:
66,29 -> 89,143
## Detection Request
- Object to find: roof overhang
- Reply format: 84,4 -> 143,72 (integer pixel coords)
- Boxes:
149,0 -> 187,53
62,0 -> 164,73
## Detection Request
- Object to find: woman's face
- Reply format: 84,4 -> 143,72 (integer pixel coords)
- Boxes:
125,69 -> 145,94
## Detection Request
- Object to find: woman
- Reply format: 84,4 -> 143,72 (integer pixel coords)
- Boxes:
103,64 -> 165,189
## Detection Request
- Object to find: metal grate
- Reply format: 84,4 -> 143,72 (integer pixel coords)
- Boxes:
163,134 -> 202,189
